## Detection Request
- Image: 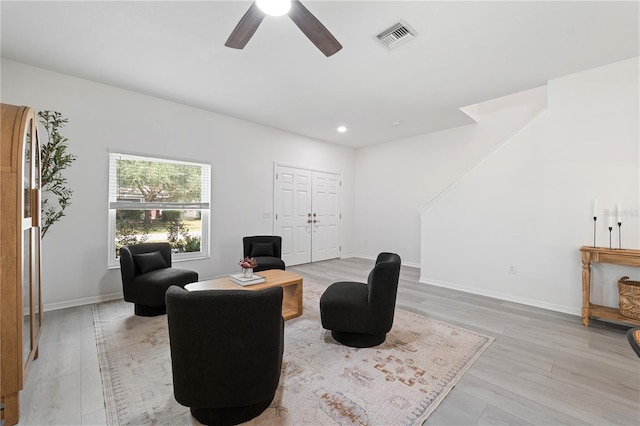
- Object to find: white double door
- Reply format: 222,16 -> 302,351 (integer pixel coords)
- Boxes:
275,165 -> 341,266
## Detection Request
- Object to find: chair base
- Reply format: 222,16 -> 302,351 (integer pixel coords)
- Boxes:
628,328 -> 640,358
190,397 -> 273,425
134,303 -> 166,316
331,330 -> 386,348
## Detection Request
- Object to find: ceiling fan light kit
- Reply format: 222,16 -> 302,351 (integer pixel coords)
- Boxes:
225,0 -> 342,57
256,0 -> 291,17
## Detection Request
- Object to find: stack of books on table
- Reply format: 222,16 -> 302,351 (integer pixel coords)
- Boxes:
229,273 -> 266,286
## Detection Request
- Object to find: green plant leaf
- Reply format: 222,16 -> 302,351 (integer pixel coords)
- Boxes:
38,110 -> 76,238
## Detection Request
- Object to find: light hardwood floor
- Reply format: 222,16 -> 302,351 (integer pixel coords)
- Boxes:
18,257 -> 640,425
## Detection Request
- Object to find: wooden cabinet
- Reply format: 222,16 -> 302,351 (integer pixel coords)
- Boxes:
580,246 -> 640,327
1,104 -> 43,425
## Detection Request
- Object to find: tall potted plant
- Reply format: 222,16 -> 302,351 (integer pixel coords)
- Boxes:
38,111 -> 76,237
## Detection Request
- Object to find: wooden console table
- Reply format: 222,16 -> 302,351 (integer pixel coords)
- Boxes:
580,246 -> 640,327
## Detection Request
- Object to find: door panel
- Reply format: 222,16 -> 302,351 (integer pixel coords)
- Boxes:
312,171 -> 341,262
276,166 -> 312,265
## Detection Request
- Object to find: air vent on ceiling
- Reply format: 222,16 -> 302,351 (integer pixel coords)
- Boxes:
376,20 -> 417,49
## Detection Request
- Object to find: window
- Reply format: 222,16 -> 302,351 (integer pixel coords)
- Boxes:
108,152 -> 211,267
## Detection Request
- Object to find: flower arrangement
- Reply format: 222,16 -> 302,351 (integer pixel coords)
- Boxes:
239,257 -> 257,269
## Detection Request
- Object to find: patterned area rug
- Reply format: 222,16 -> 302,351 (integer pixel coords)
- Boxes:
93,281 -> 493,425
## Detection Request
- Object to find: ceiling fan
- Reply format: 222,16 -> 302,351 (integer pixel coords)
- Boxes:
225,0 -> 342,57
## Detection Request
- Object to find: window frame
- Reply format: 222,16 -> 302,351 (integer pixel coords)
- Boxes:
107,152 -> 211,268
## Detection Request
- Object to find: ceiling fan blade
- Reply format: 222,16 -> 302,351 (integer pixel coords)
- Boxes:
225,2 -> 265,49
288,1 -> 342,57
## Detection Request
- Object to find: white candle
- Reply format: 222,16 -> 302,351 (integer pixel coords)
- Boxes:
592,199 -> 598,217
616,204 -> 622,224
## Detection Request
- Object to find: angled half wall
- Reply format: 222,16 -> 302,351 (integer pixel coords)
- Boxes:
419,57 -> 640,315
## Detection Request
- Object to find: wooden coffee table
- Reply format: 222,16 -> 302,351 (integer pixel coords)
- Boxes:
185,269 -> 303,320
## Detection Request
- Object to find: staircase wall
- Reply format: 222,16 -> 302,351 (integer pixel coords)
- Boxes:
419,57 -> 639,314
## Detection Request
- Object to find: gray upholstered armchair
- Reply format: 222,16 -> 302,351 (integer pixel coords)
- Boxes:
319,252 -> 401,348
119,242 -> 198,316
166,285 -> 284,425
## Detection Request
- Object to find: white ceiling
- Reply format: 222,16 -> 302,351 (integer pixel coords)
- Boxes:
1,1 -> 638,148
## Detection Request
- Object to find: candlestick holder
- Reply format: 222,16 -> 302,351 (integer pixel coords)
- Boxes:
609,226 -> 613,249
592,216 -> 597,247
618,222 -> 622,249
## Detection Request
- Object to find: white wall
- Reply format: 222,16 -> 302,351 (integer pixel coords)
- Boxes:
354,86 -> 548,265
1,59 -> 355,310
420,57 -> 639,314
3,56 -> 637,315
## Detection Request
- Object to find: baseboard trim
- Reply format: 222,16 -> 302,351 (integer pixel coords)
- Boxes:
348,253 -> 420,269
419,276 -> 581,317
43,265 -> 580,317
44,292 -> 123,312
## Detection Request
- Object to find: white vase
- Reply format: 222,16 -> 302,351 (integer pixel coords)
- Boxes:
242,268 -> 253,278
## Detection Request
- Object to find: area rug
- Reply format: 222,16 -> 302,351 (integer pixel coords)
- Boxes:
93,281 -> 493,425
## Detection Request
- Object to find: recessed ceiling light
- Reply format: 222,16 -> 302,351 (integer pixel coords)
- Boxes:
337,126 -> 347,133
